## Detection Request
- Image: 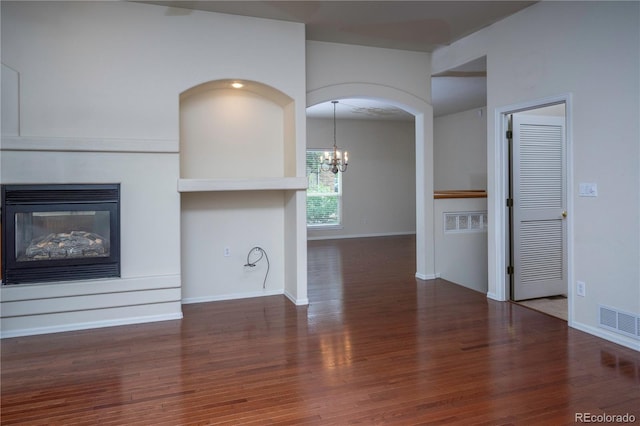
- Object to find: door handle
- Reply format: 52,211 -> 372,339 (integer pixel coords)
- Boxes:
561,210 -> 567,218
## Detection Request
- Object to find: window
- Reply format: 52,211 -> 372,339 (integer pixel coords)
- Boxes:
306,150 -> 342,227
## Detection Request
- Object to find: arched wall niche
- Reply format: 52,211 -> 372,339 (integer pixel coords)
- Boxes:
178,78 -> 307,306
180,79 -> 296,179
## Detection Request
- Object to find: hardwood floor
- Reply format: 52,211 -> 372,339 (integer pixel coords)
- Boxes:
2,235 -> 639,425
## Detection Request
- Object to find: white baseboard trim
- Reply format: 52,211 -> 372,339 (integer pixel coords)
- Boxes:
415,272 -> 440,280
284,290 -> 309,306
307,231 -> 415,241
181,289 -> 284,305
0,312 -> 183,339
569,320 -> 640,352
486,291 -> 505,301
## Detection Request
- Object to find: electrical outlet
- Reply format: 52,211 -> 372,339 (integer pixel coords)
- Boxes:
576,281 -> 586,297
224,247 -> 231,257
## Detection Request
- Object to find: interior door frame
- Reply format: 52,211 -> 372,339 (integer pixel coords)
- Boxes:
491,93 -> 574,325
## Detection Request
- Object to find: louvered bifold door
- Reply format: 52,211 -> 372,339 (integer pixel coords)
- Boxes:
512,114 -> 567,301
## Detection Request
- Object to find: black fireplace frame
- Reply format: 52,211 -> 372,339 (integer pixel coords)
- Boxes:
1,184 -> 121,285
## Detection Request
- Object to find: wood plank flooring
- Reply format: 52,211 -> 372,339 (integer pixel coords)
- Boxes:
2,235 -> 639,424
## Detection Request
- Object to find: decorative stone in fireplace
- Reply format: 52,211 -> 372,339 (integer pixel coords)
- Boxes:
1,184 -> 121,284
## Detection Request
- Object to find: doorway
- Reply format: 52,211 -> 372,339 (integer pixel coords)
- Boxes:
502,101 -> 570,321
307,83 -> 436,281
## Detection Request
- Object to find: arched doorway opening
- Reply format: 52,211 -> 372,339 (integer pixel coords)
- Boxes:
307,83 -> 435,281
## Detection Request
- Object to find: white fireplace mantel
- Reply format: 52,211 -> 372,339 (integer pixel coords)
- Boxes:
177,177 -> 307,192
1,136 -> 179,153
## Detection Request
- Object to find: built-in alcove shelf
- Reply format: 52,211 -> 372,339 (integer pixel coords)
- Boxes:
177,177 -> 307,192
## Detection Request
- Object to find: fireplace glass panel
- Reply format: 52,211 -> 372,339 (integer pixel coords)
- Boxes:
15,210 -> 111,262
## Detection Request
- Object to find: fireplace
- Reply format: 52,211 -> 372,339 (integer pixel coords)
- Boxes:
1,184 -> 120,285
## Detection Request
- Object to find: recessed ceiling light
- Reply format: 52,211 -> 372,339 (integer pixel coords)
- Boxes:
231,82 -> 244,89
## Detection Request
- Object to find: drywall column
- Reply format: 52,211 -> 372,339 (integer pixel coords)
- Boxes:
415,111 -> 436,279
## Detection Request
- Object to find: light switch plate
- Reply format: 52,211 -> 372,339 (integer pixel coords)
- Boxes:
579,182 -> 598,197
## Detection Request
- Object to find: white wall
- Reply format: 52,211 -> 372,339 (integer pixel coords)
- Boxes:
433,108 -> 488,292
434,198 -> 488,293
1,2 -> 306,140
307,117 -> 416,239
307,42 -> 431,102
1,1 -> 308,336
434,107 -> 487,190
181,191 -> 286,302
432,1 -> 640,350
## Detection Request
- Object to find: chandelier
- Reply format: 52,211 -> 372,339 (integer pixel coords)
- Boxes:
321,100 -> 349,174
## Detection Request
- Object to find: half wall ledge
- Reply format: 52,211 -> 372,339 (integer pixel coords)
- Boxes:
434,190 -> 487,199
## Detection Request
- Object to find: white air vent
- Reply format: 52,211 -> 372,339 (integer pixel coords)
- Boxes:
444,211 -> 487,233
599,305 -> 640,340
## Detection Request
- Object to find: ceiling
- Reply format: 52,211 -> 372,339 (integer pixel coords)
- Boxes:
139,1 -> 536,119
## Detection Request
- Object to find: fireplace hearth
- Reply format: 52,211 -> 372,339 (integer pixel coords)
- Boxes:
1,184 -> 121,285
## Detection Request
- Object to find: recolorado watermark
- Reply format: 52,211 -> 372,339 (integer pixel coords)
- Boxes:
575,412 -> 636,423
